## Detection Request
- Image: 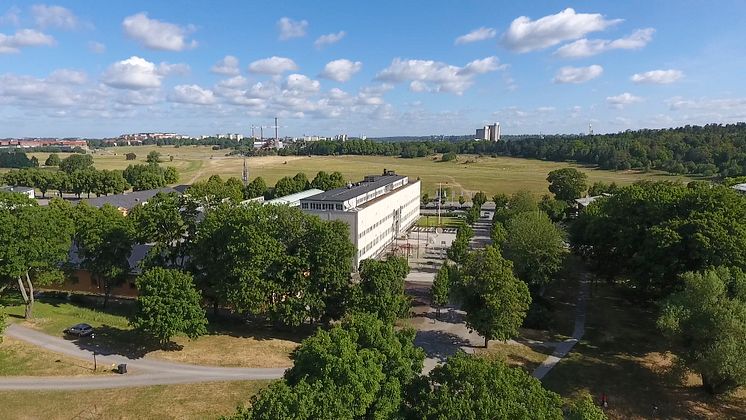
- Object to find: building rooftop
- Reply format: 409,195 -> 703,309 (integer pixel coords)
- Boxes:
266,188 -> 324,205
84,187 -> 180,210
1,185 -> 34,193
303,174 -> 407,203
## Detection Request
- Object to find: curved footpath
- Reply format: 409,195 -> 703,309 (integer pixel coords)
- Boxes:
0,324 -> 286,390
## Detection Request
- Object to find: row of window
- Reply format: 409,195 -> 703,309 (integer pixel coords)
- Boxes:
301,202 -> 343,211
358,227 -> 392,258
358,212 -> 394,239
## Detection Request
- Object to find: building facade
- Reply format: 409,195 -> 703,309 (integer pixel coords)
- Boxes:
475,122 -> 501,141
300,171 -> 420,268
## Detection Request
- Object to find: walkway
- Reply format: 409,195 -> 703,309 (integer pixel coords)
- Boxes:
531,273 -> 589,379
0,324 -> 286,390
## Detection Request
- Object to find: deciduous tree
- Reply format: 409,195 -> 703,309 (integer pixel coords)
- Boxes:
657,267 -> 746,394
547,168 -> 588,201
131,268 -> 208,346
454,246 -> 531,347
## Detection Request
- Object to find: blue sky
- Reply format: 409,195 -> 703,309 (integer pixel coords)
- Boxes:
1,1 -> 745,138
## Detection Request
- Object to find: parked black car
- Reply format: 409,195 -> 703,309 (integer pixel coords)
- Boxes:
64,323 -> 94,337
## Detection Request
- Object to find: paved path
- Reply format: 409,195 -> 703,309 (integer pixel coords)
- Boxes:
531,274 -> 589,380
0,324 -> 286,390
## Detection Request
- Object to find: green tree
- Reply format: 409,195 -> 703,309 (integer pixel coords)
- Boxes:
187,175 -> 244,206
458,195 -> 465,206
588,181 -> 619,197
352,257 -> 410,324
310,171 -> 346,190
129,192 -> 197,268
566,392 -> 608,420
131,268 -> 208,346
441,152 -> 457,162
244,177 -> 268,199
492,193 -> 509,208
125,153 -> 137,161
233,313 -> 424,420
454,246 -> 531,347
146,150 -> 162,164
0,196 -> 73,319
430,264 -> 450,319
539,194 -> 568,223
44,153 -> 61,167
59,154 -> 94,173
658,267 -> 746,394
472,191 -> 487,207
74,203 -> 135,307
547,168 -> 588,201
447,224 -> 473,264
503,211 -> 567,296
421,193 -> 430,206
408,352 -> 563,419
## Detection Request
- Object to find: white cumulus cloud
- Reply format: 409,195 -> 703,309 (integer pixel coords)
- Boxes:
169,84 -> 216,105
320,59 -> 362,82
248,56 -> 298,75
376,56 -> 503,95
631,69 -> 683,84
554,28 -> 655,58
48,69 -> 87,84
277,17 -> 308,40
285,74 -> 320,93
0,29 -> 55,53
122,12 -> 197,51
102,56 -> 175,89
455,27 -> 496,45
553,65 -> 603,84
314,31 -> 345,49
606,92 -> 642,109
502,8 -> 622,52
211,55 -> 240,76
31,4 -> 79,30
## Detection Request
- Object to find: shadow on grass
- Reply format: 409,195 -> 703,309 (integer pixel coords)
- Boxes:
69,325 -> 167,359
414,329 -> 471,363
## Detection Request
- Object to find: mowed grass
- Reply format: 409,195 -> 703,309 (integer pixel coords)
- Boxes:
475,340 -> 553,373
0,380 -> 271,420
541,280 -> 746,419
1,295 -> 299,368
28,146 -> 692,196
0,337 -> 107,376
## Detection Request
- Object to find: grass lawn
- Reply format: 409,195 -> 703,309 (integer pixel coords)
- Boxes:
0,337 -> 110,376
23,146 -> 694,197
1,294 -> 301,368
541,279 -> 746,419
0,380 -> 271,419
475,339 -> 553,373
416,215 -> 463,228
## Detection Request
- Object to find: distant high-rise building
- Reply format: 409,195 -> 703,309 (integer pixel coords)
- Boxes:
475,122 -> 500,141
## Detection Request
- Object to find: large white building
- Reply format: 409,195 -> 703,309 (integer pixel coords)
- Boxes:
476,122 -> 501,141
300,171 -> 420,268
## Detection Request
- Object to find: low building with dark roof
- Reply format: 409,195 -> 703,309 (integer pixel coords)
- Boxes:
83,187 -> 179,214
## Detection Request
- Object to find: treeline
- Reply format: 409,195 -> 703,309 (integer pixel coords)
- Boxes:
262,123 -> 746,177
2,153 -> 179,197
0,151 -> 36,168
572,181 -> 746,394
183,170 -> 348,205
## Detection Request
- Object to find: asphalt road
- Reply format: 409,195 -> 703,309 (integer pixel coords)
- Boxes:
0,324 -> 286,390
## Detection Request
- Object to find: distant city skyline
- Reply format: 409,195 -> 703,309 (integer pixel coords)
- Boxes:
1,1 -> 745,137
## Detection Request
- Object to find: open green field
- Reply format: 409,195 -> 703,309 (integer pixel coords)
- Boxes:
541,278 -> 746,419
25,146 -> 693,197
0,380 -> 270,419
1,294 -> 300,369
416,215 -> 463,228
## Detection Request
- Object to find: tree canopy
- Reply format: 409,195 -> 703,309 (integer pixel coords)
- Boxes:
547,168 -> 588,201
453,246 -> 531,347
131,268 -> 208,345
407,352 -> 564,419
657,267 -> 746,394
